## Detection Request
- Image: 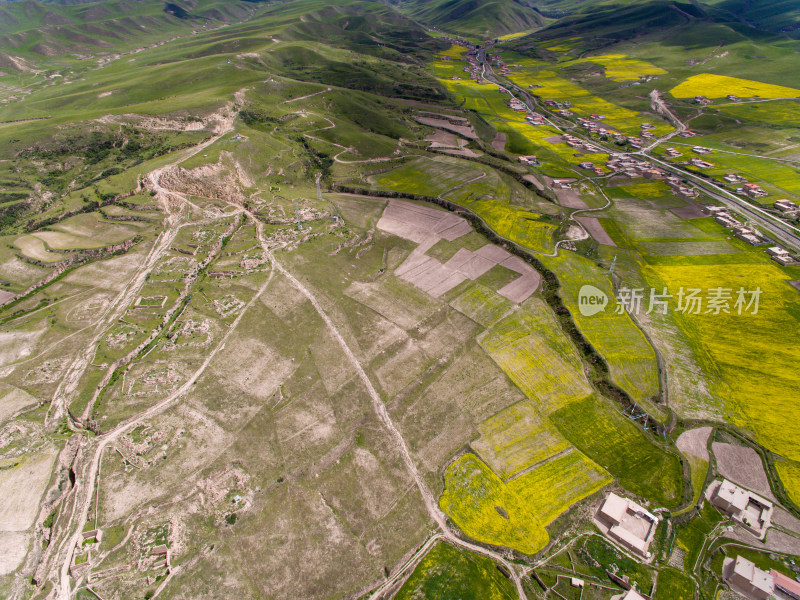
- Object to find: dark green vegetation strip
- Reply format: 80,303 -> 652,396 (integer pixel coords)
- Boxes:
393,541 -> 517,600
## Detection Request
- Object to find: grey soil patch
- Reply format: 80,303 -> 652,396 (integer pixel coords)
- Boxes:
671,202 -> 707,220
676,426 -> 712,461
436,148 -> 480,158
414,116 -> 476,139
554,189 -> 588,209
522,174 -> 544,190
379,200 -> 539,302
492,132 -> 507,152
576,216 -> 616,246
712,441 -> 775,500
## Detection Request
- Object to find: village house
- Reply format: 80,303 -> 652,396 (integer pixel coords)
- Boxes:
733,225 -> 764,246
772,569 -> 800,599
644,168 -> 666,180
665,148 -> 682,158
676,185 -> 699,198
710,479 -> 774,538
692,146 -> 712,154
694,95 -> 712,105
775,199 -> 800,214
595,492 -> 660,559
679,130 -> 697,137
689,158 -> 714,168
724,173 -> 747,184
724,556 -> 774,600
518,155 -> 539,166
727,94 -> 741,101
613,590 -> 648,600
743,183 -> 768,198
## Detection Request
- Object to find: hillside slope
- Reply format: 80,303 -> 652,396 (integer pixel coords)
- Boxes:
0,0 -> 263,69
398,0 -> 547,38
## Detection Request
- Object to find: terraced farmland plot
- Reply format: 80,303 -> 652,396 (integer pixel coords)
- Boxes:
440,452 -> 549,554
375,155 -> 484,198
471,399 -> 572,479
551,396 -> 684,507
450,282 -> 514,327
480,298 -> 592,413
645,263 -> 800,463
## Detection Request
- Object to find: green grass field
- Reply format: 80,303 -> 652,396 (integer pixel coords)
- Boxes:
393,541 -> 518,600
654,568 -> 695,600
550,396 -> 684,507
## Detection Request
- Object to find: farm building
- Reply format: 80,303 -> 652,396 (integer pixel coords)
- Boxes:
724,173 -> 748,184
710,479 -> 773,538
692,146 -> 712,154
743,183 -> 768,198
723,556 -> 774,600
595,492 -> 659,558
518,155 -> 539,165
665,148 -> 682,157
772,569 -> 800,599
775,200 -> 799,214
689,158 -> 714,168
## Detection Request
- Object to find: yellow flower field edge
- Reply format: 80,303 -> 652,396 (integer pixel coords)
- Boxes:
439,451 -> 611,555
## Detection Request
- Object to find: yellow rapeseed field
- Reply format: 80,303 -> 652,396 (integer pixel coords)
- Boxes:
566,54 -> 667,82
645,263 -> 800,461
670,74 -> 800,99
440,451 -> 610,554
776,460 -> 800,509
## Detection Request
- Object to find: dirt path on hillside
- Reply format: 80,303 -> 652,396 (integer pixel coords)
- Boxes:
247,213 -> 529,600
53,251 -> 276,600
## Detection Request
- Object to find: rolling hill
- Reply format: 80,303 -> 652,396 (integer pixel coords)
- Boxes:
397,0 -> 548,38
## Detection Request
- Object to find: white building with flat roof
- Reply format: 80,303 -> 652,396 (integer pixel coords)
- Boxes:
710,479 -> 773,539
724,555 -> 774,600
595,493 -> 659,559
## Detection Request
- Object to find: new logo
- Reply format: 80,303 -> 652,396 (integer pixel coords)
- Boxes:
578,284 -> 608,316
